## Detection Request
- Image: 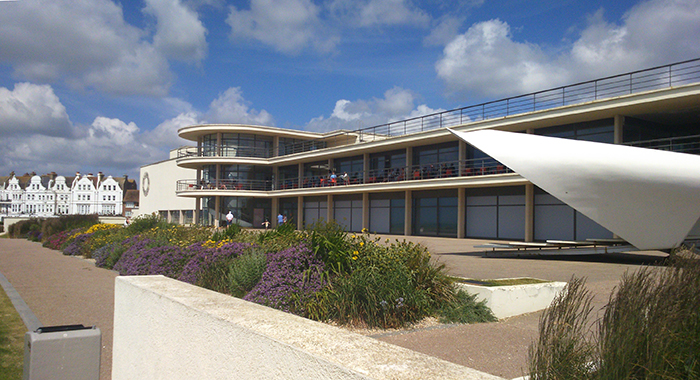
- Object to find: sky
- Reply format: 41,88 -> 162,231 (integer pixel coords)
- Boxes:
1,0 -> 699,181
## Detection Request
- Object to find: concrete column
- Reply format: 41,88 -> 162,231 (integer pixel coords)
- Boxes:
194,197 -> 200,224
404,190 -> 412,236
363,153 -> 369,183
217,132 -> 222,156
406,147 -> 413,168
271,197 -> 279,227
298,163 -> 304,188
458,141 -> 467,176
327,194 -> 333,222
362,192 -> 369,231
297,196 -> 303,230
614,115 -> 624,144
525,183 -> 534,242
215,164 -> 221,189
214,195 -> 220,228
457,187 -> 465,239
272,166 -> 279,190
273,135 -> 280,157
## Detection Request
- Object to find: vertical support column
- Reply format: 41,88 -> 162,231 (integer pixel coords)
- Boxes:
298,163 -> 304,188
272,166 -> 279,190
404,190 -> 412,236
363,153 -> 369,183
457,187 -> 465,239
525,183 -> 534,242
406,147 -> 413,172
362,192 -> 369,231
273,135 -> 280,157
458,141 -> 467,176
215,164 -> 221,189
214,195 -> 220,228
271,197 -> 279,227
194,196 -> 200,224
525,128 -> 535,242
297,196 -> 303,230
327,194 -> 333,223
614,115 -> 624,144
217,132 -> 222,156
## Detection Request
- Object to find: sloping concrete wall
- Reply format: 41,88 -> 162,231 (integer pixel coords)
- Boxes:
113,276 -> 503,380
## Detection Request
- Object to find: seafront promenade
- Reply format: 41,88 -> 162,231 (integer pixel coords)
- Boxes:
0,237 -> 665,379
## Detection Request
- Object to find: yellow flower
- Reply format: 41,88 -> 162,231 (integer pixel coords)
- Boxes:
353,251 -> 359,255
359,242 -> 364,247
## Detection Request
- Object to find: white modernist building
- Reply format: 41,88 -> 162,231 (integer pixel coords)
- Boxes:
139,58 -> 700,250
0,172 -> 133,218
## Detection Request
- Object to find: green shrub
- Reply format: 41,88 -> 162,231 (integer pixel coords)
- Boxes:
40,214 -> 98,241
126,213 -> 169,235
7,218 -> 43,238
528,249 -> 700,380
228,249 -> 267,297
211,223 -> 242,241
436,289 -> 497,324
309,220 -> 353,273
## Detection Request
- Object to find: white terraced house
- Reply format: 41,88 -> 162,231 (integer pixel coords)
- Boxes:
138,58 -> 700,249
0,172 -> 135,217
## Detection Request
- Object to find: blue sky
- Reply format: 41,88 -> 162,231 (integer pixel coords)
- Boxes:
1,0 -> 699,180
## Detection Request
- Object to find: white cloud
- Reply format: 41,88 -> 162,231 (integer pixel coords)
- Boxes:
146,111 -> 200,149
424,16 -> 464,46
328,0 -> 430,28
436,0 -> 700,98
227,0 -> 337,54
436,19 -> 568,98
0,0 -> 210,96
305,87 -> 443,132
144,0 -> 208,63
0,83 -> 72,137
204,87 -> 275,126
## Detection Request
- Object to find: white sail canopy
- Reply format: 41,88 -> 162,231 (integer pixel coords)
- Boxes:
448,128 -> 700,250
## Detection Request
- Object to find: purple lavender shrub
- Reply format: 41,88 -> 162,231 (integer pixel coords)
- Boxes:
178,242 -> 250,285
244,243 -> 326,316
113,243 -> 192,278
62,233 -> 94,256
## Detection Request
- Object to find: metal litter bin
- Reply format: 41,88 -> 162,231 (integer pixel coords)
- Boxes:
24,324 -> 101,380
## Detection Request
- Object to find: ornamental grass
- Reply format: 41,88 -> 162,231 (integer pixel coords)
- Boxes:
528,249 -> 700,380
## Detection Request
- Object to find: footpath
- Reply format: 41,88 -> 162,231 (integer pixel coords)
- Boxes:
0,237 -> 666,380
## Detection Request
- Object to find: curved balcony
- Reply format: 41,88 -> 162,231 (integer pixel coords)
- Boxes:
177,145 -> 274,159
177,179 -> 273,194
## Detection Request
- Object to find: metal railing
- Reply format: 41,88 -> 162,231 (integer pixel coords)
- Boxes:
283,58 -> 700,153
177,145 -> 274,159
177,179 -> 273,192
625,134 -> 700,155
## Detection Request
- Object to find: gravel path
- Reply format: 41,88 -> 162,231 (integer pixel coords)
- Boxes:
0,239 -> 118,380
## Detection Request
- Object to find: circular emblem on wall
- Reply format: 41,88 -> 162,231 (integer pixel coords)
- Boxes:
142,172 -> 150,197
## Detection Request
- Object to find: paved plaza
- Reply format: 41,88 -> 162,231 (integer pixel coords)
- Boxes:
0,237 -> 666,379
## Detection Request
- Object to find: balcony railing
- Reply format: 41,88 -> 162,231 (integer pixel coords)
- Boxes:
177,145 -> 274,159
177,179 -> 273,192
283,58 -> 700,152
625,134 -> 700,155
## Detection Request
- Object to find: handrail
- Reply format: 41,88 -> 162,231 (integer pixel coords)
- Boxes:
283,58 -> 700,153
625,134 -> 700,155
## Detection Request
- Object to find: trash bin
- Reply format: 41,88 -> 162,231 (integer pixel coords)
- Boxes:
24,324 -> 101,380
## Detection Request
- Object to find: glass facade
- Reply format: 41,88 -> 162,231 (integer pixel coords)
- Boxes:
412,190 -> 458,237
369,193 -> 405,234
535,119 -> 614,143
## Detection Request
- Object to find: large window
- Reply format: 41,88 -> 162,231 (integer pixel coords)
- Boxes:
412,190 -> 457,237
221,133 -> 273,158
222,197 -> 271,228
369,193 -> 405,234
465,186 -> 525,240
535,119 -> 614,143
333,194 -> 362,232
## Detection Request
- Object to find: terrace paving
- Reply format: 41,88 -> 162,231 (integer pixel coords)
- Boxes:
0,236 -> 666,380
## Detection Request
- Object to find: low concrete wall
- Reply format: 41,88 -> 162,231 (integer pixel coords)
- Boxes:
458,279 -> 566,319
113,276 -> 504,380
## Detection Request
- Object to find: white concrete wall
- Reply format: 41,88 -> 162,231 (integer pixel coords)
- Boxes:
113,276 -> 503,380
458,280 -> 566,319
138,156 -> 196,217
